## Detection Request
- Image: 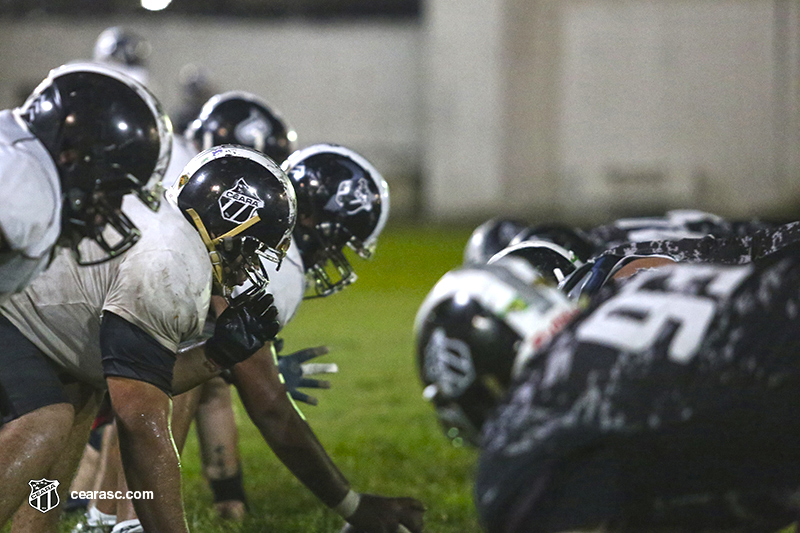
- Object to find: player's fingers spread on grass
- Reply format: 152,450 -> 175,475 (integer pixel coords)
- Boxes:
289,389 -> 317,406
298,377 -> 330,389
294,345 -> 330,362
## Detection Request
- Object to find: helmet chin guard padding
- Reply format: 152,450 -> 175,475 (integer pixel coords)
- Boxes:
414,261 -> 579,447
186,90 -> 297,164
15,62 -> 172,265
175,145 -> 297,299
281,143 -> 389,298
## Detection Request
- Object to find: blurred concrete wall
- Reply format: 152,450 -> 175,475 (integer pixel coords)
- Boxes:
0,0 -> 798,224
425,0 -> 800,224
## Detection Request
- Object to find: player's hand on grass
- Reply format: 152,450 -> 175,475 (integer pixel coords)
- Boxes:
340,494 -> 425,533
276,341 -> 337,406
206,287 -> 280,369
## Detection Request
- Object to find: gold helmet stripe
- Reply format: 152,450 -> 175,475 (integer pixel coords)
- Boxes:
186,208 -> 224,286
211,214 -> 262,245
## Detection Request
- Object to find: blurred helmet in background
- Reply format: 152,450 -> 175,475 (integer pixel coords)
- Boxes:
186,91 -> 297,164
93,26 -> 151,85
414,259 -> 578,446
15,62 -> 172,264
282,143 -> 389,298
174,145 -> 297,298
510,223 -> 596,263
489,240 -> 583,286
463,217 -> 528,266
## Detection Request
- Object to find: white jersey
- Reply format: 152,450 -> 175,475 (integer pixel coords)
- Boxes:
162,135 -> 197,190
0,110 -> 61,301
262,240 -> 305,328
0,195 -> 212,388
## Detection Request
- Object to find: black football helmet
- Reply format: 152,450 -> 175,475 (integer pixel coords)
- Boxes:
93,27 -> 151,86
186,91 -> 297,164
15,62 -> 172,265
463,217 -> 529,266
488,239 -> 584,286
414,260 -> 578,447
93,26 -> 151,68
174,145 -> 297,298
282,144 -> 389,297
510,223 -> 596,263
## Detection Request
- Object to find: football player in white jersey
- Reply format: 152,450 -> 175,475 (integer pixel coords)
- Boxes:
96,143 -> 397,533
62,99 -> 418,531
0,62 -> 171,303
75,92 -> 302,528
191,142 -> 390,521
0,146 -> 292,532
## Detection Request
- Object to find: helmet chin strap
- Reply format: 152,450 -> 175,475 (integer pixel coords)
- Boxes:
186,208 -> 264,293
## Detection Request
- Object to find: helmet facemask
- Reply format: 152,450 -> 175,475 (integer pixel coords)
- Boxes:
295,217 -> 362,298
61,186 -> 141,266
185,208 -> 273,299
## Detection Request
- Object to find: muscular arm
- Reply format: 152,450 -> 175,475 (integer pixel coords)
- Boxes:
230,343 -> 351,507
100,312 -> 189,533
106,376 -> 188,533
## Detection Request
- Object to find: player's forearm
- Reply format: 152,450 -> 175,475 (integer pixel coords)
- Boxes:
116,421 -> 187,532
172,343 -> 222,395
231,346 -> 351,508
108,377 -> 189,533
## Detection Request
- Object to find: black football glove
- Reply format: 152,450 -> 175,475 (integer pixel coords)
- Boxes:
276,341 -> 337,406
205,286 -> 280,369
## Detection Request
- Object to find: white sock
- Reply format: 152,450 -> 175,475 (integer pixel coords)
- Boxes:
86,504 -> 117,526
111,519 -> 143,533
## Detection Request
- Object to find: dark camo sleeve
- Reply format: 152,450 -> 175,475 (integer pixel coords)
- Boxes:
597,221 -> 800,265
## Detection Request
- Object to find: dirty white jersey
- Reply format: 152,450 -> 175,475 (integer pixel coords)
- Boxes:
162,134 -> 197,190
0,194 -> 212,388
262,240 -> 305,328
0,110 -> 61,301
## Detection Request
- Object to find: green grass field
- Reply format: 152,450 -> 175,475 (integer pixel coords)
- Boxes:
53,223 -> 481,533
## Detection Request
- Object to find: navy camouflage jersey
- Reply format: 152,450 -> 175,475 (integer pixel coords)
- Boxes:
476,256 -> 800,532
598,220 -> 800,266
583,210 -> 772,253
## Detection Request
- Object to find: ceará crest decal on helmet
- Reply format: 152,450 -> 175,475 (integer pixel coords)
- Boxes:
424,328 -> 476,398
219,178 -> 265,224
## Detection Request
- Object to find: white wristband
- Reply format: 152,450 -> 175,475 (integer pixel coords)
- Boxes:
333,489 -> 361,519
